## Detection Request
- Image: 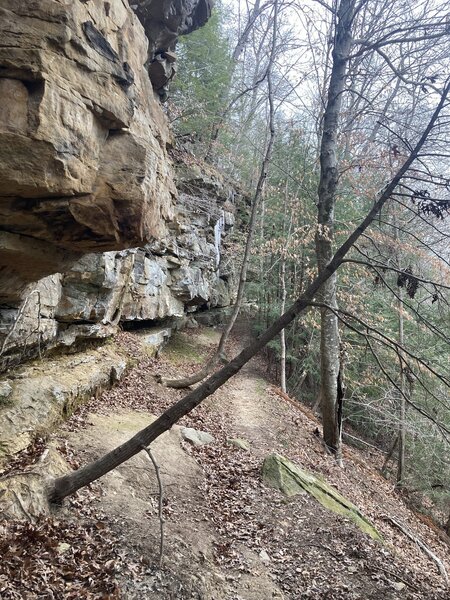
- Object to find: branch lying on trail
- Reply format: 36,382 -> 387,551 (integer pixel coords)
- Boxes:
370,565 -> 418,592
48,82 -> 450,504
385,515 -> 449,585
142,446 -> 164,567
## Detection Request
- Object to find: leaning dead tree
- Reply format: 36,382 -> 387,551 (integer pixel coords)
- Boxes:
160,0 -> 280,389
49,79 -> 450,503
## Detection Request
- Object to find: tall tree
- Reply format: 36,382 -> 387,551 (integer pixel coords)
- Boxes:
311,0 -> 450,461
315,0 -> 356,460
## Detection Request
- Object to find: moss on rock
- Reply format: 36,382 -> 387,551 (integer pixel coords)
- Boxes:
262,453 -> 382,541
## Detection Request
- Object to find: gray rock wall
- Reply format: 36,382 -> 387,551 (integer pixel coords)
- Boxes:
0,157 -> 238,370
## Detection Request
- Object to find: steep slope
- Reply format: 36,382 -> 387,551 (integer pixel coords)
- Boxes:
1,323 -> 448,599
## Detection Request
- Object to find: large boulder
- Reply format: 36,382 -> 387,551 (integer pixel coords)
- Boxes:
262,453 -> 382,541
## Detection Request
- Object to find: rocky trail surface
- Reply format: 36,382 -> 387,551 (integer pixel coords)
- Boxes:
1,324 -> 449,599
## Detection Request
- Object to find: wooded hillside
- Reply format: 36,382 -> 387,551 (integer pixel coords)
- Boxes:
0,0 -> 449,598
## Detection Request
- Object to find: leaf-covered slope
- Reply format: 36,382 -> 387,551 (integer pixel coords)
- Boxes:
1,324 -> 449,598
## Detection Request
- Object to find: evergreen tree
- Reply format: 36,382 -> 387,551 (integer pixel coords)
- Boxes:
170,4 -> 233,144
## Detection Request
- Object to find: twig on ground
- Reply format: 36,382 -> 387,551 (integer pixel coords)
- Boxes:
299,541 -> 342,560
384,515 -> 449,585
142,445 -> 164,567
370,566 -> 419,591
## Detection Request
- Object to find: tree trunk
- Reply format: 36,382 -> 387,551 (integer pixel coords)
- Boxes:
396,289 -> 407,486
381,434 -> 399,477
280,258 -> 287,392
392,199 -> 407,487
161,0 -> 279,389
445,513 -> 450,538
315,0 -> 355,456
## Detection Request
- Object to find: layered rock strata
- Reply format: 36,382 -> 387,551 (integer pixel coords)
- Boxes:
0,156 -> 237,370
0,0 -> 212,300
0,344 -> 128,461
0,0 -> 238,370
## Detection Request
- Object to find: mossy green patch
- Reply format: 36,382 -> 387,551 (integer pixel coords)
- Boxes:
164,333 -> 204,365
254,377 -> 267,395
262,453 -> 382,541
227,438 -> 251,450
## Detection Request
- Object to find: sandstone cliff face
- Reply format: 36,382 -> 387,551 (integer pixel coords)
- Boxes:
0,0 -> 237,370
57,156 -> 236,336
0,0 -> 211,301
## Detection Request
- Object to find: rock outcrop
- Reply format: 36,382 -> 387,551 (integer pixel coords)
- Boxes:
0,0 -> 239,370
262,453 -> 382,541
0,0 -> 213,300
133,0 -> 212,57
0,154 -> 237,370
0,344 -> 128,461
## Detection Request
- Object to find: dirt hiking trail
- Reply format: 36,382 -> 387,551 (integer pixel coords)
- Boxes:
1,324 -> 449,599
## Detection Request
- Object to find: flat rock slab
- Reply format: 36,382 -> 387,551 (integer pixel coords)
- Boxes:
181,427 -> 215,447
0,345 -> 127,462
227,437 -> 251,450
136,327 -> 172,357
262,453 -> 382,541
0,447 -> 71,520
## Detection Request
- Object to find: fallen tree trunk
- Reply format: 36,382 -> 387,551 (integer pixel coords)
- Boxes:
49,85 -> 449,504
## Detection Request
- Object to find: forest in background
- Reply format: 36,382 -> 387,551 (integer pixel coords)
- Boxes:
169,0 -> 450,530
